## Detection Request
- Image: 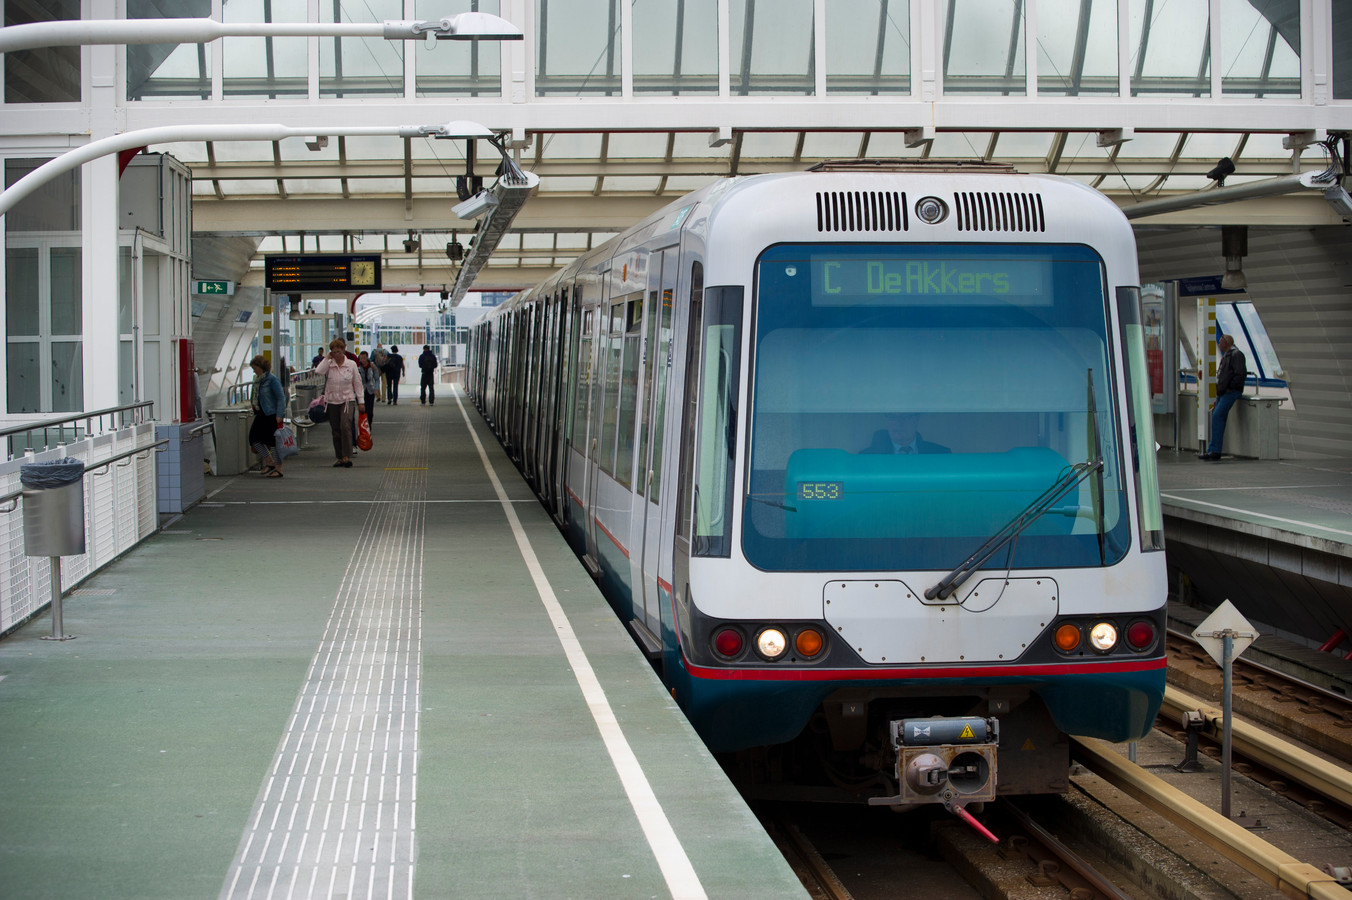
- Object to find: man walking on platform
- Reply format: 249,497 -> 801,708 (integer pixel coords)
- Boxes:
385,345 -> 406,405
418,345 -> 438,405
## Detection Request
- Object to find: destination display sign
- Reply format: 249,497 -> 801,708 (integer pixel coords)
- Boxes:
807,256 -> 1051,306
265,254 -> 382,292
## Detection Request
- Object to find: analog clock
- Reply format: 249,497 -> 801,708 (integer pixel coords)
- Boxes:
351,260 -> 376,286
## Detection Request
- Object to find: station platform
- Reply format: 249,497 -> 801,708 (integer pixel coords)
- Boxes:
1157,450 -> 1352,662
0,388 -> 807,900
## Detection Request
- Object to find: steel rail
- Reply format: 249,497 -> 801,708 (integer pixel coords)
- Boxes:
998,800 -> 1134,900
1072,736 -> 1347,900
1160,683 -> 1352,810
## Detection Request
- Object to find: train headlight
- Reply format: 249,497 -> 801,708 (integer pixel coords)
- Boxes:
795,628 -> 825,659
1089,621 -> 1119,652
915,196 -> 949,225
756,628 -> 789,661
713,627 -> 745,658
1126,620 -> 1156,651
1054,623 -> 1082,652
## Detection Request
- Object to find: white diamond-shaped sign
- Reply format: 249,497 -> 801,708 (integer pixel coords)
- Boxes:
1191,599 -> 1260,667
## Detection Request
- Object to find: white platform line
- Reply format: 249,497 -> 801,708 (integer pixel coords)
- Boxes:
453,388 -> 708,900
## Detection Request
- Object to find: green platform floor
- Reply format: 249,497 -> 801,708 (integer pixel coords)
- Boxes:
0,388 -> 807,900
1157,450 -> 1352,553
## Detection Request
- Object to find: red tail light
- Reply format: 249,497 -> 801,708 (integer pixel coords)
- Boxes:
1126,620 -> 1156,650
713,627 -> 744,658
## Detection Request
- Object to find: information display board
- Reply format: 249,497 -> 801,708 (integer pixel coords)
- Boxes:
264,254 -> 382,292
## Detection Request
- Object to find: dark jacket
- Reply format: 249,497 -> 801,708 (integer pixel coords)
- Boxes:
1217,347 -> 1247,395
418,350 -> 438,372
863,430 -> 950,454
385,352 -> 404,380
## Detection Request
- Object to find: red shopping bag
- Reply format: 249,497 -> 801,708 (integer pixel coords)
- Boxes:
356,412 -> 373,451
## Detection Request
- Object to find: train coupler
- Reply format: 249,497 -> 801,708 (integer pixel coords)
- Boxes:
867,716 -> 999,809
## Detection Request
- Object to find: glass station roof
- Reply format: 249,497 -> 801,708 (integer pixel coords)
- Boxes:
8,0 -> 1343,285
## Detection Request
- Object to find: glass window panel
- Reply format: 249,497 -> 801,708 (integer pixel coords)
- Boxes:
1157,175 -> 1215,191
5,160 -> 79,232
943,0 -> 1025,96
1036,0 -> 1117,96
990,132 -> 1056,158
730,0 -> 815,96
127,0 -> 211,100
537,132 -> 605,160
1182,133 -> 1244,160
861,132 -> 928,158
927,132 -> 991,159
800,133 -> 868,160
605,132 -> 672,159
4,0 -> 79,103
744,243 -> 1128,572
284,180 -> 347,195
1220,0 -> 1299,97
321,0 -> 404,98
538,176 -> 598,192
7,341 -> 41,413
50,341 -> 83,413
1243,133 -> 1297,158
6,247 -> 39,337
120,340 -> 136,405
220,180 -> 285,196
155,142 -> 210,164
223,0 -> 307,98
536,0 -> 622,96
740,132 -> 800,158
1129,0 -> 1209,97
49,247 -> 81,335
1338,6 -> 1352,99
143,256 -> 161,336
416,0 -> 503,97
1115,132 -> 1185,159
602,176 -> 664,193
670,132 -> 737,159
827,0 -> 910,95
633,0 -> 719,95
662,175 -> 723,193
119,247 -> 134,335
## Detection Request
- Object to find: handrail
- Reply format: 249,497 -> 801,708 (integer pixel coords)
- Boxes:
0,438 -> 167,508
0,401 -> 155,440
185,421 -> 214,441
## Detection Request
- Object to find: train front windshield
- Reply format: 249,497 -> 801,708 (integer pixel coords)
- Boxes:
742,243 -> 1131,573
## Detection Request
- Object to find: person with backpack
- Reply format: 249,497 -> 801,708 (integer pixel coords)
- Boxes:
384,345 -> 406,405
418,345 -> 438,405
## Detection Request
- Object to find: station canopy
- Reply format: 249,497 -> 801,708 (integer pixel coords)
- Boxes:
34,0 -> 1336,289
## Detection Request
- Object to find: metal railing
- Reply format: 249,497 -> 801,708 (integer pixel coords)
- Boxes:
2,402 -> 155,458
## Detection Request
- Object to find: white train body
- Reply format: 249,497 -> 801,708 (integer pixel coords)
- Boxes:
468,162 -> 1167,804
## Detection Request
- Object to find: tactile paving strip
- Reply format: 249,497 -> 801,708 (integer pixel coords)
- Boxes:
223,417 -> 429,900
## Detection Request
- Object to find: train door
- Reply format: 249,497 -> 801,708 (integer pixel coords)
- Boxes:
547,286 -> 575,522
631,246 -> 678,642
582,267 -> 612,574
669,260 -> 705,657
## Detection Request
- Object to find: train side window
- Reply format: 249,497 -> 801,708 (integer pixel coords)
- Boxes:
572,307 -> 595,453
692,286 -> 744,558
677,263 -> 704,544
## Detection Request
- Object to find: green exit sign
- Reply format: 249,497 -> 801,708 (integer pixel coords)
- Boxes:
194,280 -> 235,295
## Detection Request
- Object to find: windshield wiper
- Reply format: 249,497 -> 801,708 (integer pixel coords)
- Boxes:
924,458 -> 1105,602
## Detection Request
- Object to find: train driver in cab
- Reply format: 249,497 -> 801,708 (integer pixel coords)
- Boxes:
862,412 -> 950,455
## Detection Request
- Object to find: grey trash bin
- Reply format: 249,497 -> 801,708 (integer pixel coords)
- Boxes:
209,408 -> 253,476
21,460 -> 86,557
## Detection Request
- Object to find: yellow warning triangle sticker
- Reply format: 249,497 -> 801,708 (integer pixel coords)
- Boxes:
959,723 -> 975,739
1021,738 -> 1036,751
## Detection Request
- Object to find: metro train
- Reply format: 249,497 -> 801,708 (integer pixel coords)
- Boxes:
466,160 -> 1167,812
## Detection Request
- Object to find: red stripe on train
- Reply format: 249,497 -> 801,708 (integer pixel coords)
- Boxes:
683,656 -> 1166,682
594,517 -> 629,558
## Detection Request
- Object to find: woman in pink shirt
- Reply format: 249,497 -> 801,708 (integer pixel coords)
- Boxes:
314,338 -> 366,467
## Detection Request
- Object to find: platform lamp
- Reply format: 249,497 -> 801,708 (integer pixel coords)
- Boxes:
1220,225 -> 1247,291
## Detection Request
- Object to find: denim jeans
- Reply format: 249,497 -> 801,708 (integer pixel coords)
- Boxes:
1207,391 -> 1241,455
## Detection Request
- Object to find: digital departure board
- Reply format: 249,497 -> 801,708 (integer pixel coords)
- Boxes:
264,254 -> 382,292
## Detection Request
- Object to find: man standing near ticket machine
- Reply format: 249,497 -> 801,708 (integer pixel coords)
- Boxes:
1198,333 -> 1247,461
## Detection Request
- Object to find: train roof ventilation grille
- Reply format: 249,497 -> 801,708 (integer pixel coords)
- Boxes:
816,191 -> 908,233
954,191 -> 1046,233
